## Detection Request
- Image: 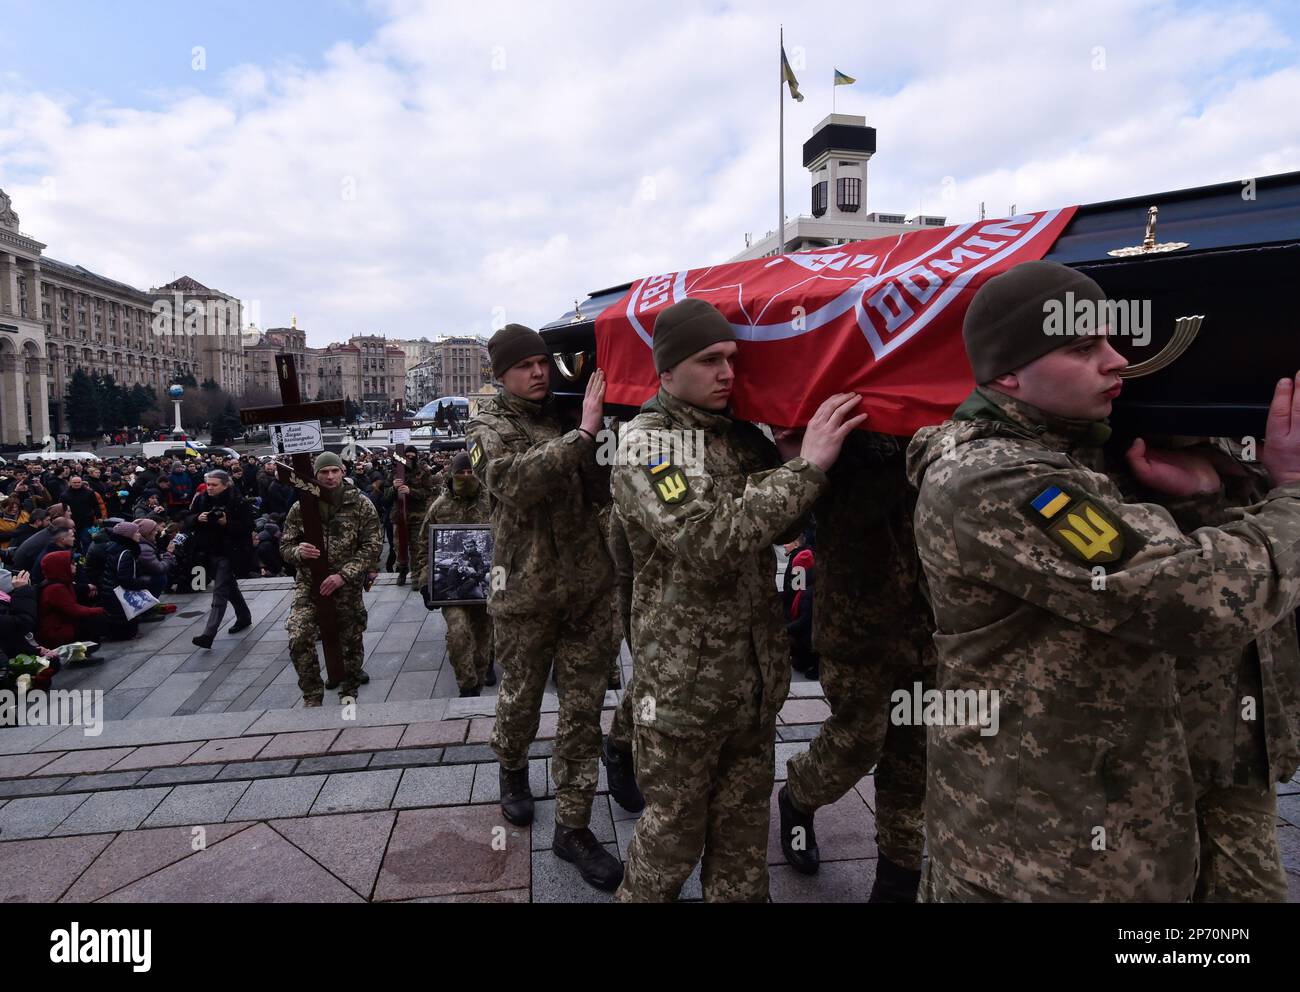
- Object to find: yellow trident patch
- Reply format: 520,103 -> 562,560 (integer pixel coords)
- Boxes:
645,457 -> 691,505
1028,485 -> 1125,565
468,439 -> 483,468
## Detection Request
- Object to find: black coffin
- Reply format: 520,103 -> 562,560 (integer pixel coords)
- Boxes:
541,170 -> 1300,436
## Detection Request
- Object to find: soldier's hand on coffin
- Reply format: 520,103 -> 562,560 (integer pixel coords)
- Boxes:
1124,438 -> 1221,497
1262,373 -> 1300,486
771,426 -> 803,463
298,542 -> 321,559
580,369 -> 607,437
396,483 -> 410,496
800,393 -> 869,473
319,573 -> 345,596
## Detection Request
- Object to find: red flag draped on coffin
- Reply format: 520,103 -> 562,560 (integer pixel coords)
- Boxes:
595,207 -> 1078,436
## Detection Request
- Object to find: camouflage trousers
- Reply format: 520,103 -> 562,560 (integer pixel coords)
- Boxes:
490,597 -> 607,828
609,683 -> 635,752
919,857 -> 1006,903
617,705 -> 774,903
287,588 -> 367,702
785,639 -> 930,869
607,595 -> 622,685
1194,783 -> 1288,903
444,605 -> 492,693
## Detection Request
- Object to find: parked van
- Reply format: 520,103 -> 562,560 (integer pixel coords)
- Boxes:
141,441 -> 204,459
14,451 -> 102,463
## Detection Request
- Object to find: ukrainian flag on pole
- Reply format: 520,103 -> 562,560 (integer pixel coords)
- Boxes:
834,68 -> 856,86
782,47 -> 804,101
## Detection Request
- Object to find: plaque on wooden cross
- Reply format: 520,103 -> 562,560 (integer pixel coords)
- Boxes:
379,417 -> 415,581
240,356 -> 350,686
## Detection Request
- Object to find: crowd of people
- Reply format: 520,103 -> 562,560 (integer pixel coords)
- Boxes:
0,444 -> 460,681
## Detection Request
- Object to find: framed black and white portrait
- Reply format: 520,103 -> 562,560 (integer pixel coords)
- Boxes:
428,524 -> 493,606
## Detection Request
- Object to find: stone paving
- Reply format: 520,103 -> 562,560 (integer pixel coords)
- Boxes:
1,576 -> 1297,902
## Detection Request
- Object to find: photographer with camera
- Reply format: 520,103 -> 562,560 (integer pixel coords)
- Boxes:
186,469 -> 255,649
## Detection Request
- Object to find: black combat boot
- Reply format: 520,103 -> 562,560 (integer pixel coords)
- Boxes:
867,852 -> 922,903
601,736 -> 644,813
778,784 -> 820,875
228,616 -> 253,634
482,663 -> 497,687
552,824 -> 624,892
191,634 -> 214,650
396,565 -> 408,586
499,765 -> 534,825
459,686 -> 480,697
607,669 -> 621,690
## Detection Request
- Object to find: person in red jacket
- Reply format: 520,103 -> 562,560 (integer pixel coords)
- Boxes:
38,550 -> 107,649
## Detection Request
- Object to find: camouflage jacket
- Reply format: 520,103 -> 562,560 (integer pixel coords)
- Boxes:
906,387 -> 1300,902
1104,440 -> 1300,789
412,480 -> 492,592
604,503 -> 634,647
467,389 -> 613,618
280,484 -> 383,596
812,431 -> 933,661
402,461 -> 437,518
612,388 -> 829,735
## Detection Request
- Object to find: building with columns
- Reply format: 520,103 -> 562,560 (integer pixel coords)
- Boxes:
0,187 -> 249,443
0,190 -> 50,445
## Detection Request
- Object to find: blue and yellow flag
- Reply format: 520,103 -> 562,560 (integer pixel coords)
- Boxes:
782,47 -> 805,102
834,68 -> 857,86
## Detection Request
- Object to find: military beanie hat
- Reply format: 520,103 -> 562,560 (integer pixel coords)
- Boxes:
313,451 -> 344,474
488,323 -> 549,378
451,451 -> 472,473
963,260 -> 1109,384
652,298 -> 737,374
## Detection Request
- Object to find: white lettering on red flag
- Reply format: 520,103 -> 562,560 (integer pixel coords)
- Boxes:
596,208 -> 1078,435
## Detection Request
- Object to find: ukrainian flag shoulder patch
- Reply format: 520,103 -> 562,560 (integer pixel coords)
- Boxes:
1024,482 -> 1126,565
644,455 -> 691,505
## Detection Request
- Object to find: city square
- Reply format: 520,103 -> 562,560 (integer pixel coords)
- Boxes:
1,6 -> 1299,976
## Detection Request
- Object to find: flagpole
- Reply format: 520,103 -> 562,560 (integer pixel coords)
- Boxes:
778,25 -> 785,256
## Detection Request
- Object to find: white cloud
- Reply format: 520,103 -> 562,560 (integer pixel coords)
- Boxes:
0,0 -> 1296,346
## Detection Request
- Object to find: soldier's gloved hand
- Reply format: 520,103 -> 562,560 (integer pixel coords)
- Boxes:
800,393 -> 869,472
319,573 -> 345,597
1262,372 -> 1300,486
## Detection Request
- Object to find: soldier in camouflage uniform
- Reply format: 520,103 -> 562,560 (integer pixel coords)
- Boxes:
612,298 -> 866,903
280,452 -> 383,706
467,323 -> 622,892
392,445 -> 437,584
1105,438 -> 1300,902
601,500 -> 644,812
778,432 -> 934,901
906,260 -> 1300,902
412,451 -> 496,696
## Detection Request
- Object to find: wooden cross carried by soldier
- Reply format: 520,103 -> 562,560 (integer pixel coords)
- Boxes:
379,412 -> 415,584
240,355 -> 348,685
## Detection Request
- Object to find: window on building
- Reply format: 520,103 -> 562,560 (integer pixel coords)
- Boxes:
836,177 -> 861,212
811,181 -> 828,218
